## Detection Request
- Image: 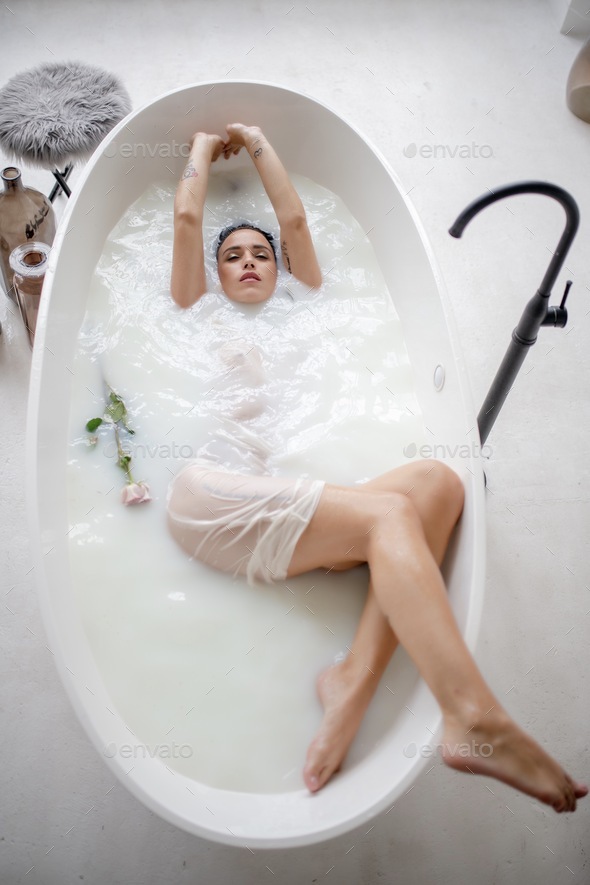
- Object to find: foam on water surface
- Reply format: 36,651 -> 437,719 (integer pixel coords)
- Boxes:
66,168 -> 428,793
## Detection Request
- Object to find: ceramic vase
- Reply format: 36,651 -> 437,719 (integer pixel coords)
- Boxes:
0,167 -> 56,302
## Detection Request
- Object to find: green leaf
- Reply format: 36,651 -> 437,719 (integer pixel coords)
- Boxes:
85,417 -> 103,432
107,389 -> 134,433
119,415 -> 134,434
106,402 -> 125,423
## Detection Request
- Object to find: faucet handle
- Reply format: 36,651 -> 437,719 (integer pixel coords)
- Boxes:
542,279 -> 572,328
559,279 -> 573,310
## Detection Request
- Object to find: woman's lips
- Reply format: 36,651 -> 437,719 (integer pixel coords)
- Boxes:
240,272 -> 261,282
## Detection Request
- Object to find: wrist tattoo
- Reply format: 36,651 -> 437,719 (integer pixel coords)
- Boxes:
181,162 -> 199,180
251,137 -> 263,159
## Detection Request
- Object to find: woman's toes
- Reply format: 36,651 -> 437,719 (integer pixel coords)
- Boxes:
303,760 -> 328,792
303,741 -> 336,792
304,770 -> 320,792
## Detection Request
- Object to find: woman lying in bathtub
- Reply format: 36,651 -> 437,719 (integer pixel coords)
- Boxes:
167,123 -> 587,813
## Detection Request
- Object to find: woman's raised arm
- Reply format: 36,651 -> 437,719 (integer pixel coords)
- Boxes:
224,124 -> 322,289
170,133 -> 225,308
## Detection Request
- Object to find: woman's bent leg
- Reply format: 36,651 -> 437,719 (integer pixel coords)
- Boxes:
293,460 -> 464,791
301,578 -> 398,791
365,501 -> 586,811
287,469 -> 587,811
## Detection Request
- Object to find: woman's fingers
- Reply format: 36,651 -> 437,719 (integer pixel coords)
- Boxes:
226,122 -> 246,141
222,141 -> 243,159
210,142 -> 224,162
220,123 -> 262,159
209,135 -> 229,162
188,132 -> 227,162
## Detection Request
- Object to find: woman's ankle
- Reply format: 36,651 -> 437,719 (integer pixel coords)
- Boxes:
442,695 -> 508,737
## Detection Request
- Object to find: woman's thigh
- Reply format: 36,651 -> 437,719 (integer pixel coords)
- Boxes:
360,460 -> 464,565
286,460 -> 464,578
285,482 -> 415,578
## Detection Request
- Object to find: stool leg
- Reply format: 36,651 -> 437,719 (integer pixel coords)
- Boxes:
49,163 -> 73,201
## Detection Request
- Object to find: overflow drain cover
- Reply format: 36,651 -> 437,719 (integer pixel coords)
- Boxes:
434,364 -> 445,391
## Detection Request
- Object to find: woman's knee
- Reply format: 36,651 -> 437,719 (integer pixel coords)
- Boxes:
417,459 -> 465,518
364,465 -> 464,562
368,490 -> 422,541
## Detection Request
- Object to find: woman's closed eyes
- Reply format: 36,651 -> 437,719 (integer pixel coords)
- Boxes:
226,252 -> 270,262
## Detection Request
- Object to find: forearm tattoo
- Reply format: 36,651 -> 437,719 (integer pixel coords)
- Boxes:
181,162 -> 199,180
281,239 -> 291,273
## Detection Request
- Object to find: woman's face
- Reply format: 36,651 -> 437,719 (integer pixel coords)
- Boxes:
217,229 -> 277,304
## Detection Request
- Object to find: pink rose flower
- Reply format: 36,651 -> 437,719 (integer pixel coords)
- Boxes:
121,481 -> 152,505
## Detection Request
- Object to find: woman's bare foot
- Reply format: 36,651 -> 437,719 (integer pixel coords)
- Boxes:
303,660 -> 380,792
441,708 -> 588,812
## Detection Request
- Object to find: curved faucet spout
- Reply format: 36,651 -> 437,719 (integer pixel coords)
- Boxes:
449,180 -> 580,446
449,181 -> 579,297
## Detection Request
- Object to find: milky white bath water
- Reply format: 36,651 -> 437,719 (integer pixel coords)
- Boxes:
66,168 -> 428,793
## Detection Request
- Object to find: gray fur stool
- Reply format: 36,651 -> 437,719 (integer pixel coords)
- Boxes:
0,60 -> 131,200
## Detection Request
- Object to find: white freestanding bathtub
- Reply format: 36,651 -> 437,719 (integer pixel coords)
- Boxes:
27,81 -> 486,848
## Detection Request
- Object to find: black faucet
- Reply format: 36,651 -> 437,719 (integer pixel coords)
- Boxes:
449,181 -> 580,445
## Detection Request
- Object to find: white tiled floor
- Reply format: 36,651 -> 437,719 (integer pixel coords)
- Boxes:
1,2 -> 589,883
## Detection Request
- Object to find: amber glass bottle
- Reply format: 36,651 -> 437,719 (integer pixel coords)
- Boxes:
0,167 -> 56,302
